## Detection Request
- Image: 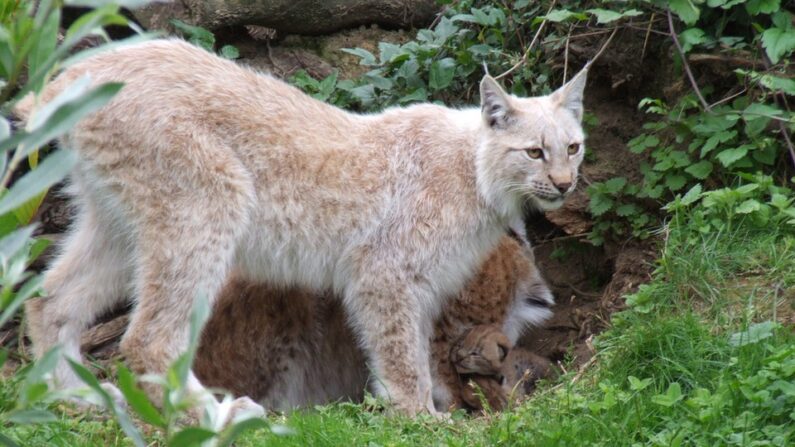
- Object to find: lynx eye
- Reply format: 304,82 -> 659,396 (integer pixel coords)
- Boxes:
567,143 -> 580,155
498,345 -> 508,361
525,148 -> 544,160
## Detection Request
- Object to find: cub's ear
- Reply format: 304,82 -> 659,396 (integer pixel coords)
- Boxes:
551,65 -> 588,121
480,75 -> 514,129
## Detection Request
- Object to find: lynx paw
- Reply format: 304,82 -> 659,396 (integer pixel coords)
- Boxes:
226,397 -> 265,425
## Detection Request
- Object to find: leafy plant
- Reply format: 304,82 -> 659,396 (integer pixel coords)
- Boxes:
0,2 -> 267,446
170,19 -> 240,59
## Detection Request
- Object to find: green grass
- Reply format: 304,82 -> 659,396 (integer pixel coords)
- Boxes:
3,221 -> 794,446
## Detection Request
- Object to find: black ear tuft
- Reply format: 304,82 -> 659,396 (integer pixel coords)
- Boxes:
480,75 -> 514,129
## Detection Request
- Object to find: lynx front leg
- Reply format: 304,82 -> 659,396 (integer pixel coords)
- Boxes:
343,277 -> 437,416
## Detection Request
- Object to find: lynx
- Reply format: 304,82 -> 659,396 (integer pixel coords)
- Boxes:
452,325 -> 555,412
193,235 -> 554,411
17,39 -> 587,418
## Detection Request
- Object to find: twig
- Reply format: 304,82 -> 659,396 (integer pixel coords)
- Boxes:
641,12 -> 655,60
496,0 -> 557,80
563,25 -> 572,82
666,9 -> 712,112
687,53 -> 757,68
757,46 -> 795,168
583,27 -> 618,69
708,87 -> 747,109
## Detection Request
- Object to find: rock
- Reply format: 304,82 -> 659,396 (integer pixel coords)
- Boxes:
134,0 -> 441,35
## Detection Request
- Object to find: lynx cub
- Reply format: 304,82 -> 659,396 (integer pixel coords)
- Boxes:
17,39 -> 587,417
452,325 -> 554,412
193,235 -> 553,411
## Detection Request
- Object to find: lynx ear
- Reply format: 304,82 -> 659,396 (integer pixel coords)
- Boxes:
551,65 -> 588,121
480,75 -> 514,129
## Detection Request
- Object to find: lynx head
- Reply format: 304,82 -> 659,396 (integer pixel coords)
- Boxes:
451,324 -> 513,376
476,67 -> 588,216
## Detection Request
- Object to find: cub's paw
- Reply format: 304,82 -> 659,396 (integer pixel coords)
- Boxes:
227,396 -> 265,424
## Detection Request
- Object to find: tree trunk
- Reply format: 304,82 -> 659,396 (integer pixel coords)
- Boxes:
134,0 -> 441,35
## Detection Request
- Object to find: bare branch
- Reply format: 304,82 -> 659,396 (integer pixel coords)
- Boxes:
666,9 -> 712,113
495,0 -> 557,80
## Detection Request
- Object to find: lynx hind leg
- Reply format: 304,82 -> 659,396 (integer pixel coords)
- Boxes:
26,196 -> 133,391
118,146 -> 261,420
343,271 -> 437,416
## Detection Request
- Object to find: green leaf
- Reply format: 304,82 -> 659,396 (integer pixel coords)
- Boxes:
5,409 -> 57,424
117,365 -> 167,428
398,88 -> 427,104
0,275 -> 42,329
0,149 -> 78,217
586,9 -> 642,24
729,321 -> 780,347
0,225 -> 35,263
616,203 -> 640,217
679,28 -> 707,53
716,145 -> 750,167
589,194 -> 614,216
341,47 -> 377,66
652,382 -> 683,407
735,199 -> 761,214
12,80 -> 123,158
745,0 -> 781,15
168,428 -> 217,447
761,25 -> 795,64
429,58 -> 456,91
603,177 -> 627,194
0,432 -> 19,447
628,376 -> 652,391
665,174 -> 687,191
700,130 -> 736,157
170,19 -> 214,51
543,9 -> 583,23
219,45 -> 239,60
743,103 -> 780,137
680,183 -> 703,206
669,0 -> 700,25
685,160 -> 713,179
216,418 -> 270,447
68,359 -> 147,447
757,74 -> 795,95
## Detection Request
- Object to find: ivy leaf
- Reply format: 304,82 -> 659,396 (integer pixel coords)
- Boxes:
685,161 -> 713,179
745,0 -> 781,15
669,0 -> 700,25
761,25 -> 795,64
429,57 -> 456,91
716,145 -> 751,167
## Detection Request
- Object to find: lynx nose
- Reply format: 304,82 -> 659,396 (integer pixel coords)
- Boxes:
552,180 -> 571,194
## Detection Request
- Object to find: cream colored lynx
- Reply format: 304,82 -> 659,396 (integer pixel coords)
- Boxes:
17,39 -> 587,418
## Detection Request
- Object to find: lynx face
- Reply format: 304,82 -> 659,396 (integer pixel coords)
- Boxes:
477,68 -> 588,214
451,324 -> 512,376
